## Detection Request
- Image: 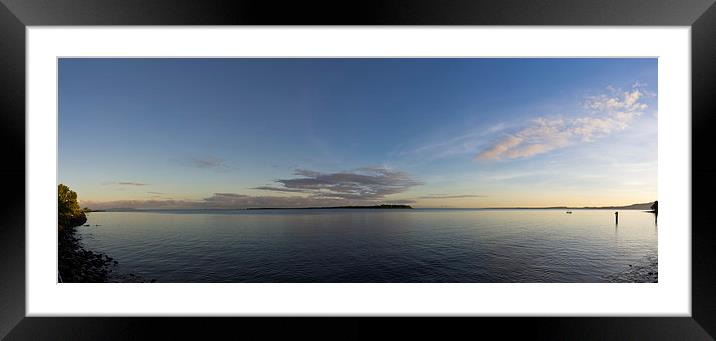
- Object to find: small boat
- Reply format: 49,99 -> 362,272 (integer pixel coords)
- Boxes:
566,211 -> 572,214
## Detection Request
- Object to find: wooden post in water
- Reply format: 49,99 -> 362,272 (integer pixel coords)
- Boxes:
614,211 -> 619,225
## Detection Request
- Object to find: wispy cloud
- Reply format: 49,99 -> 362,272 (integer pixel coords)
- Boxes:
251,186 -> 307,193
190,157 -> 227,169
416,194 -> 486,199
104,181 -> 149,186
256,167 -> 424,200
476,85 -> 650,161
403,122 -> 509,161
475,118 -> 572,160
173,156 -> 235,171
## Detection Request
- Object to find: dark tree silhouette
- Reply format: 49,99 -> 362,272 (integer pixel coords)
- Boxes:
650,200 -> 658,215
58,184 -> 87,230
58,184 -> 115,282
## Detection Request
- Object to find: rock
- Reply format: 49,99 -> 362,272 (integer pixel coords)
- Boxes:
58,226 -> 116,283
606,254 -> 658,283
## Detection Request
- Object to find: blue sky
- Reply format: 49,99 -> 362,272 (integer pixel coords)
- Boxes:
59,58 -> 657,208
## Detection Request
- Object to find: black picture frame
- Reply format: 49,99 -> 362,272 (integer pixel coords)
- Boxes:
2,0 -> 715,339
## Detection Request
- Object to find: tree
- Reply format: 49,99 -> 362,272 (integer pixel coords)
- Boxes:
650,200 -> 658,215
58,184 -> 86,230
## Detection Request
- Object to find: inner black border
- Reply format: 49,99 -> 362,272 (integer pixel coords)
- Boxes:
2,0 -> 716,339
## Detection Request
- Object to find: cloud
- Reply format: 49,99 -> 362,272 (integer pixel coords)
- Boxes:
416,194 -> 486,199
82,192 -> 412,210
84,167 -> 423,210
201,193 -> 348,208
147,191 -> 164,194
476,119 -> 571,160
251,186 -> 308,193
476,86 -> 650,161
190,157 -> 227,169
174,156 -> 234,171
118,182 -> 148,186
404,123 -> 510,161
257,167 -> 423,200
104,181 -> 149,186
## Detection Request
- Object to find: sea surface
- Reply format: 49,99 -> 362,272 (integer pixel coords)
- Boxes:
76,209 -> 658,282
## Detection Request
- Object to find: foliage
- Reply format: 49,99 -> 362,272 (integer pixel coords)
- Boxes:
58,184 -> 86,230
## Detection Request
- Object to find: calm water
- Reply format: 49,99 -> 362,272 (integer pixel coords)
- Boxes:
76,209 -> 658,282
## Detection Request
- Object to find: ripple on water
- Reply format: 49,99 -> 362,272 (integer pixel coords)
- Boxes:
76,209 -> 658,283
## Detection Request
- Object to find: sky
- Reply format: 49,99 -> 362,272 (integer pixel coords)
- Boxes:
58,58 -> 657,209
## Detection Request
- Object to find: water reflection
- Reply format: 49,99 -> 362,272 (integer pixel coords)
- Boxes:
77,209 -> 659,283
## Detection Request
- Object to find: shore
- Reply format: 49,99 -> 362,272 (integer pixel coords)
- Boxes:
605,253 -> 658,283
58,221 -> 152,283
58,225 -> 116,282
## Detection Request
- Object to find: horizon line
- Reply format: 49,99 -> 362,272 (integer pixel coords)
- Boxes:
87,201 -> 657,211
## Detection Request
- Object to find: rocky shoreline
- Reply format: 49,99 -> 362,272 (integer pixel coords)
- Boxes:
58,225 -> 116,282
58,223 -> 154,283
605,253 -> 658,283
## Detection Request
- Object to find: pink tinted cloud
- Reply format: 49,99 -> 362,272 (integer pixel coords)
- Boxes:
476,87 -> 650,161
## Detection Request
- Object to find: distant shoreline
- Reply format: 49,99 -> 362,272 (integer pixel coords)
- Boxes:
88,207 -> 653,212
247,204 -> 413,210
89,204 -> 656,212
482,207 -> 651,210
485,202 -> 656,210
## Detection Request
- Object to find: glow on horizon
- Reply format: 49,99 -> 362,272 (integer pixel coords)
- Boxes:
59,58 -> 657,209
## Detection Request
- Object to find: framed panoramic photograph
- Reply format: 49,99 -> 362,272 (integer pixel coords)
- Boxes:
2,0 -> 716,339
